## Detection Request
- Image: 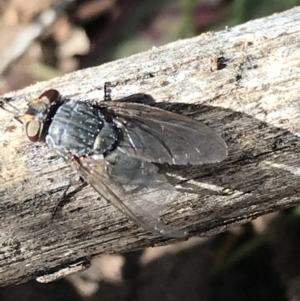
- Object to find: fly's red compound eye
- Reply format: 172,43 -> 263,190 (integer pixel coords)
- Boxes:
25,120 -> 42,142
24,89 -> 60,142
39,89 -> 60,104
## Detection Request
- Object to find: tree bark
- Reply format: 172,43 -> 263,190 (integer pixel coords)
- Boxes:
1,6 -> 300,286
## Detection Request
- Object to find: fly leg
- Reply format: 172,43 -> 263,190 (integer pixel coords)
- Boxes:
51,176 -> 87,218
51,153 -> 89,218
0,97 -> 23,124
104,81 -> 112,101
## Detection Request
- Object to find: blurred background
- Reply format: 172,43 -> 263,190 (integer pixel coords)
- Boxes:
1,0 -> 300,300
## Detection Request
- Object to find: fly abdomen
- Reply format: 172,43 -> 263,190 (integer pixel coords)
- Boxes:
46,100 -> 119,157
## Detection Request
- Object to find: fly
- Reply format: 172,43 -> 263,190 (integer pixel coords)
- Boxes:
23,84 -> 228,237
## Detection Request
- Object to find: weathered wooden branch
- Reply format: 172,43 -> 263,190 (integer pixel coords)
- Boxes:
1,6 -> 300,286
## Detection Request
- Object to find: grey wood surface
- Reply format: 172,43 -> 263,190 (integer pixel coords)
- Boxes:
1,6 -> 300,286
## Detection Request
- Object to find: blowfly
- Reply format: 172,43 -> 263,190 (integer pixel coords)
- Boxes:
23,85 -> 227,237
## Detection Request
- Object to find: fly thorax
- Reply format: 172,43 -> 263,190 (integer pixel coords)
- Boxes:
45,100 -> 123,158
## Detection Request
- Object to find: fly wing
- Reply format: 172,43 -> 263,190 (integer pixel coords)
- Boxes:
103,102 -> 227,165
74,152 -> 186,238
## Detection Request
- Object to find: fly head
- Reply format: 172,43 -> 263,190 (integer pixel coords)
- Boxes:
24,89 -> 61,142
